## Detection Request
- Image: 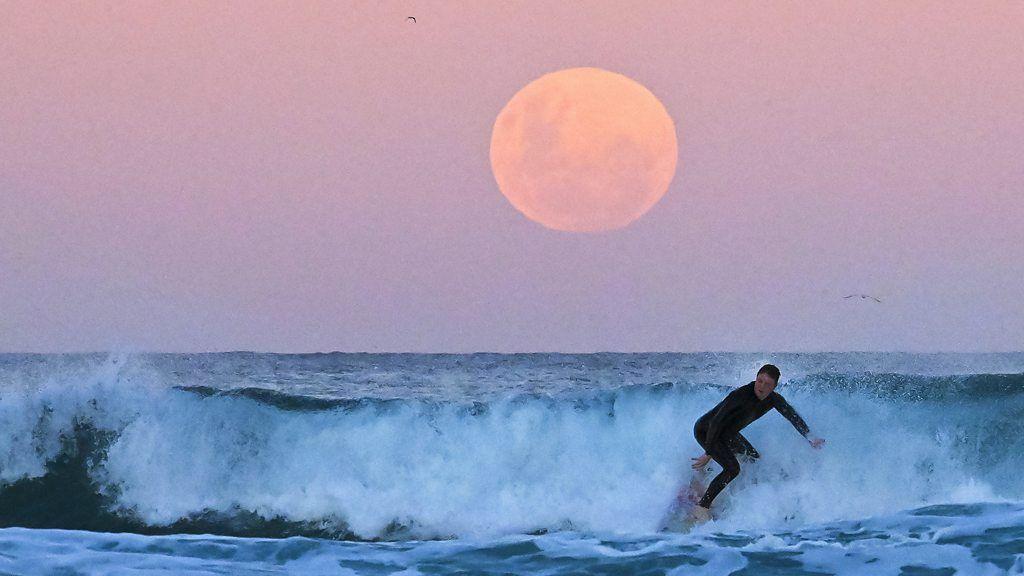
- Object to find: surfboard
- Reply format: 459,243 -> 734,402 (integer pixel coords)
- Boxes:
658,467 -> 711,532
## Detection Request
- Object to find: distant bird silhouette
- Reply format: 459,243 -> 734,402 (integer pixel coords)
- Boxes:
843,294 -> 882,303
407,16 -> 416,23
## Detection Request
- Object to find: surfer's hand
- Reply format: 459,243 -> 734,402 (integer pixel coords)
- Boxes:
691,453 -> 711,469
809,437 -> 825,449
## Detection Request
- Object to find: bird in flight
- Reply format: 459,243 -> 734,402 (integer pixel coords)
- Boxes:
843,294 -> 882,303
407,16 -> 416,23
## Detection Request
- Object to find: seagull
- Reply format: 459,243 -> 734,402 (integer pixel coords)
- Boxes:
843,294 -> 882,303
407,16 -> 416,23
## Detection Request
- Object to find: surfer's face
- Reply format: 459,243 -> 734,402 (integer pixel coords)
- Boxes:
754,373 -> 778,399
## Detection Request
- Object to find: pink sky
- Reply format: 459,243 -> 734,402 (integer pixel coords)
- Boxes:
1,2 -> 1022,352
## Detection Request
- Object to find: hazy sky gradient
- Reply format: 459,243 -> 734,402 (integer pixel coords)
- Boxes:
1,2 -> 1022,352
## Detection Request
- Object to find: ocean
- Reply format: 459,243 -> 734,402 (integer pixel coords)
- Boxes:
0,352 -> 1022,575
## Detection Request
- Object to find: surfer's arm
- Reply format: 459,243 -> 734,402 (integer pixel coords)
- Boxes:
772,393 -> 811,438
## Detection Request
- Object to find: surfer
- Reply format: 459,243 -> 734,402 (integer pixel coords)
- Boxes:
687,364 -> 825,523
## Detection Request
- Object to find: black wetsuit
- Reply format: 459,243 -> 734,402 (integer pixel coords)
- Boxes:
693,381 -> 811,508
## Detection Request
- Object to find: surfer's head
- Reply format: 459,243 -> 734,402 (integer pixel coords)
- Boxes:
755,364 -> 780,397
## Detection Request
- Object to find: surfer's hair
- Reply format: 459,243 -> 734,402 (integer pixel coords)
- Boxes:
757,364 -> 781,384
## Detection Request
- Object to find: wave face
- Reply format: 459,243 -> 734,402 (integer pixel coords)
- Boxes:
0,352 -> 1023,542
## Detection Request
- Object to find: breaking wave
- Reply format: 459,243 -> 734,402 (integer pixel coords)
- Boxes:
0,354 -> 1022,541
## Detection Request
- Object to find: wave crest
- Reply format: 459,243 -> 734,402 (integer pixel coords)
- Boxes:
1,356 -> 1022,540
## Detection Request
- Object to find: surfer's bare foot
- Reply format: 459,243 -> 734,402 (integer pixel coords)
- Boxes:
687,506 -> 712,523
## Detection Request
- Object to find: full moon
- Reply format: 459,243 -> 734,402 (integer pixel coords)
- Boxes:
490,67 -> 678,232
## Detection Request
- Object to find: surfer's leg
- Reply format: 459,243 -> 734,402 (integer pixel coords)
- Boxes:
727,433 -> 761,462
698,441 -> 740,509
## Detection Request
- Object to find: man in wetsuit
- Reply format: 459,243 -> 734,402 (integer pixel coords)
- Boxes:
687,364 -> 825,523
